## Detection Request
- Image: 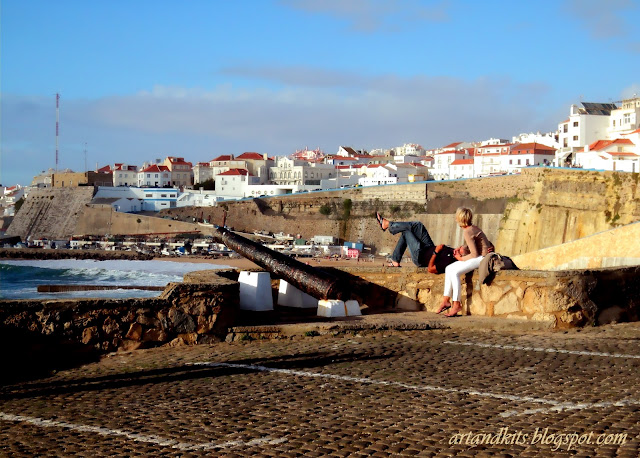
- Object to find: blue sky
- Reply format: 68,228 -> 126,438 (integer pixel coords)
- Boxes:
1,0 -> 639,186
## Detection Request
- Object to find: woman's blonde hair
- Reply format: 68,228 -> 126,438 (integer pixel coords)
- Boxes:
456,207 -> 473,227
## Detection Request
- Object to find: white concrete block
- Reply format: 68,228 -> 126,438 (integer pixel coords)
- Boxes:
317,299 -> 362,317
345,300 -> 362,316
238,271 -> 273,311
277,280 -> 319,308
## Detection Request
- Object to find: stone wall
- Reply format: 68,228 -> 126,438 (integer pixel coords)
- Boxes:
1,264 -> 638,363
0,270 -> 239,354
332,265 -> 640,329
6,187 -> 95,240
74,205 -> 212,237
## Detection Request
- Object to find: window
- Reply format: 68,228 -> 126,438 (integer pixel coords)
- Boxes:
155,174 -> 159,178
573,136 -> 578,141
145,194 -> 152,197
147,174 -> 151,178
624,113 -> 631,124
573,121 -> 578,127
161,194 -> 167,198
564,139 -> 568,147
517,159 -> 521,165
563,125 -> 568,133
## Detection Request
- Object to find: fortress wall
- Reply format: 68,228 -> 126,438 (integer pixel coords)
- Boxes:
6,187 -> 95,240
75,205 -> 210,237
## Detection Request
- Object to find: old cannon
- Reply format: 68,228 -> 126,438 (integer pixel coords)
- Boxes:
211,226 -> 348,301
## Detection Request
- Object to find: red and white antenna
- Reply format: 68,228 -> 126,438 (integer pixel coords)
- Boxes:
55,93 -> 60,171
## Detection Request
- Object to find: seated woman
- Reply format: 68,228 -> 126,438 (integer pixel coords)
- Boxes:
437,207 -> 494,317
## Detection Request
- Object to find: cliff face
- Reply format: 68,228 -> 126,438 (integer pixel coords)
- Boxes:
7,170 -> 640,258
496,169 -> 640,255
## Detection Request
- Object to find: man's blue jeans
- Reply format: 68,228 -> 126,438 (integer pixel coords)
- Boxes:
388,221 -> 434,266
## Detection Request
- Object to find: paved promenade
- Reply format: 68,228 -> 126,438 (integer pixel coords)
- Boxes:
1,315 -> 639,456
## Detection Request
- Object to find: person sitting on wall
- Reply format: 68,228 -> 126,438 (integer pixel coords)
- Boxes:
375,212 -> 469,271
437,207 -> 495,317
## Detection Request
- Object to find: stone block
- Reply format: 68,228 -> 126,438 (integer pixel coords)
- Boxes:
125,322 -> 143,341
102,316 -> 120,336
137,314 -> 160,327
168,308 -> 196,333
480,284 -> 505,303
82,326 -> 98,344
142,328 -> 169,342
493,292 -> 520,315
560,310 -> 584,326
522,287 -> 545,315
468,298 -> 486,316
197,314 -> 217,334
531,312 -> 557,325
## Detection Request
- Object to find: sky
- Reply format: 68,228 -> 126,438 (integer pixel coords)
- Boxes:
1,0 -> 639,186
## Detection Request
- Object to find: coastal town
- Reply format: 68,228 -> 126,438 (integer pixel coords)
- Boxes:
2,98 -> 639,219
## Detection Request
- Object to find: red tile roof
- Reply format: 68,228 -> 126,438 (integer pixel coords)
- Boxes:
451,159 -> 474,165
211,155 -> 233,162
218,168 -> 252,176
140,165 -> 169,173
237,152 -> 265,160
588,138 -> 634,151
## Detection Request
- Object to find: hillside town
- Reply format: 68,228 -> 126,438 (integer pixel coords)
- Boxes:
2,97 -> 639,217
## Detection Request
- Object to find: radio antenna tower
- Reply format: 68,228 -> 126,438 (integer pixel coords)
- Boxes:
55,93 -> 60,172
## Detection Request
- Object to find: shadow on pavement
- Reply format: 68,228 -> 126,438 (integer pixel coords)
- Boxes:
0,348 -> 393,401
0,326 -> 100,386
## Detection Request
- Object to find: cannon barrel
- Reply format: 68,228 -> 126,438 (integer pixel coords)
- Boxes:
211,227 -> 347,300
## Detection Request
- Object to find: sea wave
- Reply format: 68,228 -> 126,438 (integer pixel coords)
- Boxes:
0,259 -> 230,300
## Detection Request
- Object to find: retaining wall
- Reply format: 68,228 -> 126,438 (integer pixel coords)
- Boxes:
2,265 -> 638,361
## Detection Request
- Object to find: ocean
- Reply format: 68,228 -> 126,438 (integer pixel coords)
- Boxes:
0,259 -> 231,300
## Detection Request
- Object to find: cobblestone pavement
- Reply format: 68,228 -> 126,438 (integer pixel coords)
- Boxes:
1,324 -> 639,457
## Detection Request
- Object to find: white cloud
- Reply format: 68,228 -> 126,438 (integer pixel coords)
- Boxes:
1,72 -> 559,186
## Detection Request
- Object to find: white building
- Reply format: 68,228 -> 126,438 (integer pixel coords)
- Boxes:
269,157 -> 337,187
112,164 -> 138,187
575,138 -> 639,172
608,96 -> 640,138
449,159 -> 475,179
138,164 -> 171,187
512,132 -> 558,148
556,102 -> 617,166
432,149 -> 472,180
394,143 -> 425,156
474,143 -> 512,177
215,169 -> 259,198
503,143 -> 556,174
93,187 -> 179,212
194,155 -> 247,185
